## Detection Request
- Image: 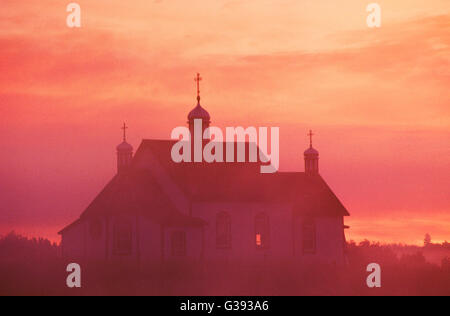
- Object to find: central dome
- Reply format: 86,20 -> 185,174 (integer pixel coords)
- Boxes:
188,102 -> 210,121
116,141 -> 133,152
304,147 -> 319,156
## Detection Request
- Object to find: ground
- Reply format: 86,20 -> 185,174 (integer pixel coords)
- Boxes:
1,232 -> 450,296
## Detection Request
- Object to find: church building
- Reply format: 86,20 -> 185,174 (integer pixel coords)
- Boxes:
59,75 -> 350,267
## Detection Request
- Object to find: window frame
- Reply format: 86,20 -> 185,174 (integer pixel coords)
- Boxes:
171,230 -> 187,257
113,220 -> 132,256
216,212 -> 232,250
255,212 -> 270,250
302,218 -> 317,254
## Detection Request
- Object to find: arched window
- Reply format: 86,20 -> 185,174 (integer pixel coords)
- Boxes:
216,212 -> 232,249
302,219 -> 316,254
113,220 -> 132,255
255,213 -> 270,249
171,231 -> 186,257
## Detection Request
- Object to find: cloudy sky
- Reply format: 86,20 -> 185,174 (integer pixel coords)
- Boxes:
0,0 -> 449,244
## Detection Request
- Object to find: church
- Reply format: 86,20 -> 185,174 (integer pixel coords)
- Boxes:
59,76 -> 350,268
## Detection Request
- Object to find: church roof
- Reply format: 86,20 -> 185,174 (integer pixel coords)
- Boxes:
188,103 -> 210,121
80,169 -> 205,224
133,140 -> 349,217
58,166 -> 205,234
60,139 -> 349,234
116,141 -> 133,151
304,147 -> 319,156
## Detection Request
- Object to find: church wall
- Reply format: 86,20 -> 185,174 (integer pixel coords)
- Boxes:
163,226 -> 204,265
61,221 -> 86,261
316,216 -> 345,265
61,213 -> 346,267
191,202 -> 294,266
139,218 -> 163,266
61,215 -> 174,266
85,218 -> 107,262
293,216 -> 345,265
106,215 -> 139,265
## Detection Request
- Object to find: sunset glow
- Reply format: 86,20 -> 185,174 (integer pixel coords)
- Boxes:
0,0 -> 449,245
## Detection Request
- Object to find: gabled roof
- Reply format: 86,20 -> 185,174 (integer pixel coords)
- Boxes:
133,139 -> 349,216
60,138 -> 349,234
58,168 -> 205,234
58,219 -> 82,234
80,169 -> 205,224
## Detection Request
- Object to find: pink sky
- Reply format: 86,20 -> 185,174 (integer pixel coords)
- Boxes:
0,0 -> 449,244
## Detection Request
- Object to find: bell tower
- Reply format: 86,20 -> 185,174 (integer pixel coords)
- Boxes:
116,123 -> 133,173
188,73 -> 211,139
304,130 -> 319,175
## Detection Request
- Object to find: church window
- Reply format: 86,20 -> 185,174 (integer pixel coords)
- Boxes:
255,213 -> 270,249
216,212 -> 232,249
113,220 -> 132,255
171,231 -> 186,256
303,219 -> 316,254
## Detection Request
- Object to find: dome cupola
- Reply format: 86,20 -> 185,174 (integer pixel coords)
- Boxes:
116,141 -> 133,152
304,130 -> 319,175
188,73 -> 211,139
117,123 -> 133,173
188,102 -> 210,121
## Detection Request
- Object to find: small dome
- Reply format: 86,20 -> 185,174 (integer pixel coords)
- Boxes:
117,141 -> 133,151
188,102 -> 210,121
304,147 -> 319,156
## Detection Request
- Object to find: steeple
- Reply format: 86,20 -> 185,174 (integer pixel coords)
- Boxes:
116,123 -> 133,174
304,130 -> 319,175
308,130 -> 314,148
188,73 -> 211,139
122,122 -> 128,142
195,72 -> 202,104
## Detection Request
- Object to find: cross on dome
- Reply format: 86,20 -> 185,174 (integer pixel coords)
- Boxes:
194,73 -> 202,103
122,123 -> 128,142
308,130 -> 314,148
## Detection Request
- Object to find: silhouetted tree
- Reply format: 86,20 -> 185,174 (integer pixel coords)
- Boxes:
424,233 -> 432,247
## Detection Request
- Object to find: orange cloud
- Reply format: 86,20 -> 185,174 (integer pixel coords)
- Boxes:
0,1 -> 449,244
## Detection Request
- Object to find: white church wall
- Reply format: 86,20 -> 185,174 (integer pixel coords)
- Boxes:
316,216 -> 345,265
163,226 -> 204,264
192,202 -> 293,265
61,212 -> 346,267
107,214 -> 139,265
293,215 -> 345,265
139,217 -> 163,266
